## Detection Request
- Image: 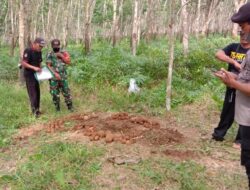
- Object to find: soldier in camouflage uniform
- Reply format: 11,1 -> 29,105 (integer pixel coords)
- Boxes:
46,39 -> 73,111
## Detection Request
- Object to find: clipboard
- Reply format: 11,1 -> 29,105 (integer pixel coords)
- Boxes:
34,66 -> 53,81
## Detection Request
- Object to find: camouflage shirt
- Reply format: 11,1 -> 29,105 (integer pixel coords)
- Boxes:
46,51 -> 67,80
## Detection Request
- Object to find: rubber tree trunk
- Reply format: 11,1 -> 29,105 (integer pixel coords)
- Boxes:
181,0 -> 189,57
166,0 -> 176,111
201,0 -> 220,37
84,0 -> 96,54
112,0 -> 118,47
131,0 -> 139,56
9,0 -> 17,56
18,0 -> 25,83
195,0 -> 201,38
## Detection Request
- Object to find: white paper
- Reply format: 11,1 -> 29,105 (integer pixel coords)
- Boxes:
35,67 -> 53,81
128,78 -> 140,93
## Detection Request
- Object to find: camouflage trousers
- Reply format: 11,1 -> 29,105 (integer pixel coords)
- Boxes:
49,79 -> 72,108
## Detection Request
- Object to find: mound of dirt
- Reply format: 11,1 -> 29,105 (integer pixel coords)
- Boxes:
16,112 -> 184,146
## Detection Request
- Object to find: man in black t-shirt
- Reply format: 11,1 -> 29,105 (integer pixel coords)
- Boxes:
212,35 -> 250,144
21,37 -> 45,117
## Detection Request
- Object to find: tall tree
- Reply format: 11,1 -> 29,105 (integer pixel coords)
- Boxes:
145,0 -> 154,41
111,0 -> 118,47
181,0 -> 189,56
137,0 -> 143,46
18,0 -> 25,83
1,0 -> 248,49
111,0 -> 124,47
102,0 -> 108,39
45,0 -> 52,39
145,0 -> 162,41
194,0 -> 201,38
41,0 -> 45,38
201,0 -> 220,36
9,0 -> 18,56
25,0 -> 32,46
32,0 -> 43,40
62,0 -> 72,47
76,0 -> 83,43
131,0 -> 139,56
166,0 -> 176,111
84,0 -> 96,54
117,0 -> 124,43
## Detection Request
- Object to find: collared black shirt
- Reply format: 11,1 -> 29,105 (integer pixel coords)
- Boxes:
23,48 -> 42,77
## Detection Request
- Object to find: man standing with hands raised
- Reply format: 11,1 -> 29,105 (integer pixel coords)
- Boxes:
215,2 -> 250,188
212,34 -> 250,146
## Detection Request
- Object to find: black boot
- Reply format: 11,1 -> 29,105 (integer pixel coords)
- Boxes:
32,108 -> 41,118
67,103 -> 73,112
55,104 -> 60,111
248,177 -> 250,190
34,110 -> 41,118
245,166 -> 250,189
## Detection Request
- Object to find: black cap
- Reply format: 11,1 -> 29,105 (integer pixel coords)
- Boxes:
51,39 -> 60,47
231,2 -> 250,23
34,37 -> 45,47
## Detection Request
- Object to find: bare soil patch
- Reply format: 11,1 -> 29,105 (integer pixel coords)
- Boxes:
15,112 -> 185,147
163,148 -> 199,160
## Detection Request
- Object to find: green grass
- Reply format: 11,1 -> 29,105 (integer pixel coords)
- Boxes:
130,159 -> 208,190
0,82 -> 32,147
0,82 -> 32,128
0,81 -> 80,147
0,142 -> 104,190
129,156 -> 247,190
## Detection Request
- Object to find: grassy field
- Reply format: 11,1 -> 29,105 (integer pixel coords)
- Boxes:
0,36 -> 248,189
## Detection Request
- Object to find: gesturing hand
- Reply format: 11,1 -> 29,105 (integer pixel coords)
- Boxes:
214,68 -> 237,88
54,72 -> 61,80
34,67 -> 42,72
55,52 -> 63,59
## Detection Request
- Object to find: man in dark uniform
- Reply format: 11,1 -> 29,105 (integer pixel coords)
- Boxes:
21,37 -> 45,118
212,35 -> 250,145
46,39 -> 73,111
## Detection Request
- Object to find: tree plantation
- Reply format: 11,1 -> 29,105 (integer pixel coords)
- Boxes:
0,0 -> 247,54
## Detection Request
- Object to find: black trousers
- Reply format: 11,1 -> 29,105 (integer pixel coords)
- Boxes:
240,125 -> 250,189
212,87 -> 241,142
25,75 -> 40,113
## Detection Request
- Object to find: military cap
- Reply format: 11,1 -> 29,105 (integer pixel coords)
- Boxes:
34,37 -> 45,47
